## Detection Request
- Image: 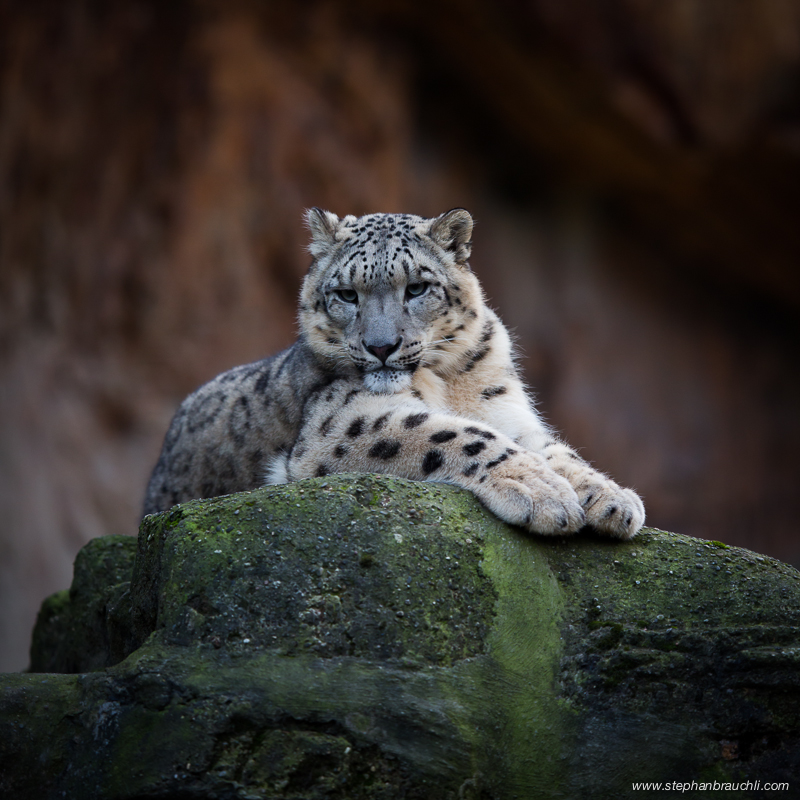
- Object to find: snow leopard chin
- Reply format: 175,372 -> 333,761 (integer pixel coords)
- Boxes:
363,369 -> 412,394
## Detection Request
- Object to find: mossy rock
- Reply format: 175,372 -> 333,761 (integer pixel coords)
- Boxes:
29,534 -> 137,673
4,474 -> 800,799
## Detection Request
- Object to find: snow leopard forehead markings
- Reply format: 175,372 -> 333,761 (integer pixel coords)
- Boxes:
325,213 -> 442,291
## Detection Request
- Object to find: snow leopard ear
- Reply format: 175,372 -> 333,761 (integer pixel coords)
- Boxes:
429,208 -> 473,265
305,208 -> 341,257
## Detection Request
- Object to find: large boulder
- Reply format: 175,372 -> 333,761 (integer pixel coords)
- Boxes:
4,474 -> 800,798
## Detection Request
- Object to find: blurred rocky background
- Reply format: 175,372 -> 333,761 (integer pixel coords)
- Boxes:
1,0 -> 799,671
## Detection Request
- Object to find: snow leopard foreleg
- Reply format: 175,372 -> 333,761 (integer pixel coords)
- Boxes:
283,389 -> 586,537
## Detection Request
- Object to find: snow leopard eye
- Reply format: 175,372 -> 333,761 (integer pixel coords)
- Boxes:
405,282 -> 428,299
336,288 -> 358,303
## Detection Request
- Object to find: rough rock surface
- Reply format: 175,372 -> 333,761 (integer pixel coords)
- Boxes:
4,474 -> 800,798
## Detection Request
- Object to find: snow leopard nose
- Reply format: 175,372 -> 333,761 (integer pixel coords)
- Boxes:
364,338 -> 402,364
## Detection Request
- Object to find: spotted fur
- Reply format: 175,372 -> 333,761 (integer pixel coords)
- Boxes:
143,209 -> 645,539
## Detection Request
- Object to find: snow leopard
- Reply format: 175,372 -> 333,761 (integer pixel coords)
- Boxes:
143,208 -> 645,539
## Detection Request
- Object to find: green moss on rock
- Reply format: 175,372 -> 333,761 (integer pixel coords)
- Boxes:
29,534 -> 137,673
131,477 -> 498,666
5,475 -> 800,798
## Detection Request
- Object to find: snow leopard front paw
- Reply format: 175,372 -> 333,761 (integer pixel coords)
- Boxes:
578,479 -> 645,539
470,451 -> 586,536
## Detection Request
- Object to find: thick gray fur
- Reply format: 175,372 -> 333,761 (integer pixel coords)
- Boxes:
143,338 -> 330,515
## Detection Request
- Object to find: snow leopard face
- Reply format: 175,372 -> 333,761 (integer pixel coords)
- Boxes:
299,209 -> 483,393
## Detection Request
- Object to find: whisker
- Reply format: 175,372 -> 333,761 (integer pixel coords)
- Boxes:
426,335 -> 471,347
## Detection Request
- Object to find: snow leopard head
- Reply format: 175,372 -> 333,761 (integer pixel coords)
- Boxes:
299,208 -> 483,393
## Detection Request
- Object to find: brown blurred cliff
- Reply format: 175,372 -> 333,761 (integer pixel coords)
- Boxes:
1,0 -> 799,671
